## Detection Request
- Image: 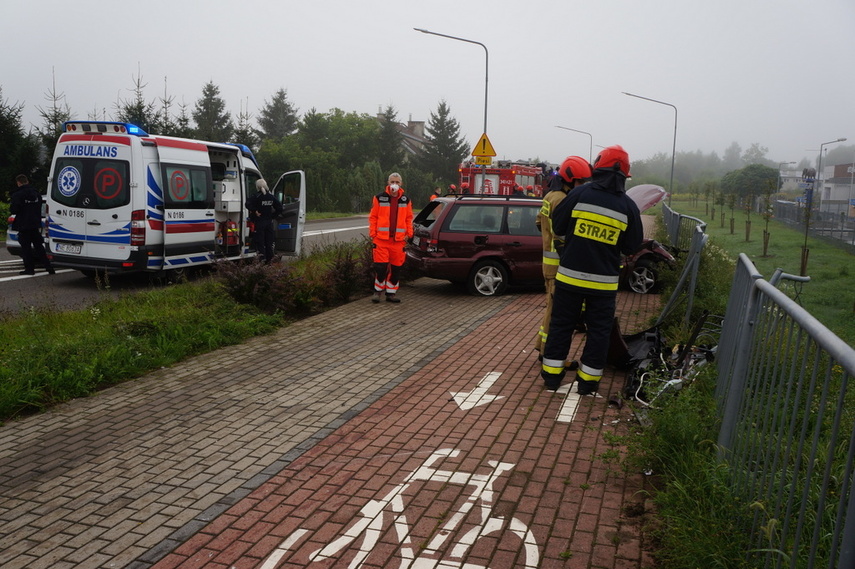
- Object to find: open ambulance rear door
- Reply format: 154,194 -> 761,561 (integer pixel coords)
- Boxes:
269,170 -> 306,257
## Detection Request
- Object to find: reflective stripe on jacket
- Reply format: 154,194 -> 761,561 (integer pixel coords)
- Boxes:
551,172 -> 643,295
369,188 -> 414,242
536,189 -> 568,278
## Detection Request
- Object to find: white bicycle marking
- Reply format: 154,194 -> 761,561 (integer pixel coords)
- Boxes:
260,448 -> 540,569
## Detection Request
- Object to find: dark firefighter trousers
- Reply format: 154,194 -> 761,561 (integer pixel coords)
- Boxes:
541,286 -> 615,392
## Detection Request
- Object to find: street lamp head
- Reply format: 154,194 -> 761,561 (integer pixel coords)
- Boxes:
838,138 -> 847,142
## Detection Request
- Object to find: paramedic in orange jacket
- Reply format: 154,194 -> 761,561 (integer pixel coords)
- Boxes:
369,172 -> 414,303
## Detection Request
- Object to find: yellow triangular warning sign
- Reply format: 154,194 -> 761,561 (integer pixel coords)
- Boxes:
471,133 -> 497,157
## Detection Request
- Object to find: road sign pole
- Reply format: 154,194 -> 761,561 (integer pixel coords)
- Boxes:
471,133 -> 497,193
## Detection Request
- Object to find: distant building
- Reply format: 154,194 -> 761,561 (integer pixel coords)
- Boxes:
818,162 -> 855,218
376,112 -> 427,161
779,169 -> 802,192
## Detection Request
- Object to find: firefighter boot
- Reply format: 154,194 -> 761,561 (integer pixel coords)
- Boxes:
541,369 -> 564,392
576,377 -> 600,396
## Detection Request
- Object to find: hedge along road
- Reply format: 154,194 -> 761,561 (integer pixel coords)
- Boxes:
0,217 -> 369,315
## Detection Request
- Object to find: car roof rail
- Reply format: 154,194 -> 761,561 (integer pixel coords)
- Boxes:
452,194 -> 530,201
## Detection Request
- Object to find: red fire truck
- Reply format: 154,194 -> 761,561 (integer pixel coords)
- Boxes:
458,160 -> 546,196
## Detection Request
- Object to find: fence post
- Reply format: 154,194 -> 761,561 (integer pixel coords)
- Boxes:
716,254 -> 763,456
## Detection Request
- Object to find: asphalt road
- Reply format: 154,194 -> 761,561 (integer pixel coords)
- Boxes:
0,217 -> 369,315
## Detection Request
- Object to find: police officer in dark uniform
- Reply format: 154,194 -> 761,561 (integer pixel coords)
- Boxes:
540,146 -> 643,395
10,174 -> 55,275
245,179 -> 283,263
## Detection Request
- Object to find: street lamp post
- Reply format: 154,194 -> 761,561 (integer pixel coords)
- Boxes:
623,92 -> 677,204
554,126 -> 593,163
415,28 -> 489,193
802,137 -> 847,274
849,151 -> 855,245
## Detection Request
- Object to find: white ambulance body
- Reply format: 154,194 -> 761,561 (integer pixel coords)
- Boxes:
46,121 -> 305,276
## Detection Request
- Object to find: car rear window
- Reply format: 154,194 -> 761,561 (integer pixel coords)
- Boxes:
414,201 -> 446,228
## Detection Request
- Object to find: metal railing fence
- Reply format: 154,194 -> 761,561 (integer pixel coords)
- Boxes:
716,253 -> 855,569
662,204 -> 706,254
656,205 -> 708,327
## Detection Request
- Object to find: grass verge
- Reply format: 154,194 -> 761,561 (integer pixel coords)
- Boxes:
633,201 -> 854,567
665,196 -> 854,345
0,239 -> 372,423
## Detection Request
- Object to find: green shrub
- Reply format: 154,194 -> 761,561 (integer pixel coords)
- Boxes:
214,240 -> 373,316
0,202 -> 9,231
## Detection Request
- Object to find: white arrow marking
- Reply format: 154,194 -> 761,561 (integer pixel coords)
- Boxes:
556,384 -> 581,423
450,371 -> 505,410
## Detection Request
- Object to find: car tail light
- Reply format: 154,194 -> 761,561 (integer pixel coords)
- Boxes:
426,238 -> 439,253
130,210 -> 146,245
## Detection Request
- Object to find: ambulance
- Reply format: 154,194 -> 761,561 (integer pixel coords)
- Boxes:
46,121 -> 305,278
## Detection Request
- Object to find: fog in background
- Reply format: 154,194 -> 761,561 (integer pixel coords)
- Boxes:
2,0 -> 853,167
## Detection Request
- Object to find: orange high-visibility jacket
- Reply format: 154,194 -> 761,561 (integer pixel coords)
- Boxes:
369,187 -> 414,242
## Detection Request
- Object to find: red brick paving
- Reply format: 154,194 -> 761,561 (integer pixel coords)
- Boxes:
152,291 -> 660,569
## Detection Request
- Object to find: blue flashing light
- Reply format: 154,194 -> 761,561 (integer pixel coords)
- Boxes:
126,124 -> 148,136
228,143 -> 259,167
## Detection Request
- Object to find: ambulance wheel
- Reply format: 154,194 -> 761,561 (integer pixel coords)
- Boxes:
467,260 -> 508,297
166,267 -> 188,284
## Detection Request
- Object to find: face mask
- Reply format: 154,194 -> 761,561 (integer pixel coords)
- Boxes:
389,183 -> 400,192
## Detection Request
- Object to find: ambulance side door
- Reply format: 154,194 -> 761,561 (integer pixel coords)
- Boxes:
154,140 -> 216,265
270,170 -> 306,257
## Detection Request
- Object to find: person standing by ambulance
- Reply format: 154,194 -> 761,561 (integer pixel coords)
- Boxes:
533,156 -> 591,355
369,172 -> 413,303
246,179 -> 283,264
11,174 -> 54,276
540,146 -> 642,395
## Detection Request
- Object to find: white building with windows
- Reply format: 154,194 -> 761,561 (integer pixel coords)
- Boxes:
819,162 -> 855,219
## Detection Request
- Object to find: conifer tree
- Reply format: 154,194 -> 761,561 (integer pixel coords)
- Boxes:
418,100 -> 469,183
257,88 -> 299,140
192,81 -> 234,142
377,105 -> 405,171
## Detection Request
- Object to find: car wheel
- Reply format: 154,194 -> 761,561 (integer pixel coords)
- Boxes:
628,259 -> 659,294
467,260 -> 509,296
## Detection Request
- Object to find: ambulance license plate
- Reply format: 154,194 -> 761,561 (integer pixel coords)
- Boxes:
56,242 -> 82,254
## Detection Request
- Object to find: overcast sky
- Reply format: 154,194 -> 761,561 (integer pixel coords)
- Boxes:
2,0 -> 854,168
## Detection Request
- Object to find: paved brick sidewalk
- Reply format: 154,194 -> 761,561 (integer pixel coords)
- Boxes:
0,279 -> 660,569
147,289 -> 659,569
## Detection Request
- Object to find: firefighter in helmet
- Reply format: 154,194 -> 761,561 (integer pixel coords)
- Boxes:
534,156 -> 592,355
369,172 -> 414,303
541,145 -> 643,395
